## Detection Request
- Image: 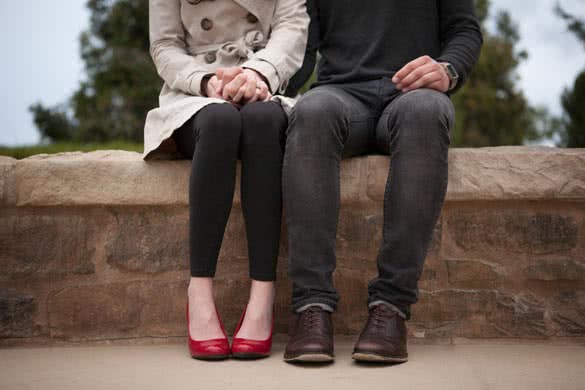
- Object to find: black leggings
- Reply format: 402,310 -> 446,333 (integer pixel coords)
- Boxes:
172,101 -> 287,281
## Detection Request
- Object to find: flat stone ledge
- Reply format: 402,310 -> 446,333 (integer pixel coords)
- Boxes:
5,146 -> 585,207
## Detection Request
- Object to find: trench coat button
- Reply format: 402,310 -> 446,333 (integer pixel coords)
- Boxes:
204,51 -> 216,64
246,13 -> 258,24
201,18 -> 213,31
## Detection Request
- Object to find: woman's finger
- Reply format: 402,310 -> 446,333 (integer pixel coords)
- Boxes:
243,78 -> 257,102
222,74 -> 248,100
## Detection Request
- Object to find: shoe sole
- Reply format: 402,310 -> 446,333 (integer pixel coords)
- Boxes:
352,352 -> 408,363
231,352 -> 270,360
191,354 -> 230,361
284,353 -> 335,363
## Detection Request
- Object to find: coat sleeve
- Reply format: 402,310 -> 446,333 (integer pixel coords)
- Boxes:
149,0 -> 213,97
242,0 -> 310,94
436,0 -> 483,94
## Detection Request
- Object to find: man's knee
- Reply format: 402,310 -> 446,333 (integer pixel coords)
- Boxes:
391,88 -> 455,131
287,89 -> 348,151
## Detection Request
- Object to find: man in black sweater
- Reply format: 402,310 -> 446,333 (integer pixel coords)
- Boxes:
283,0 -> 483,363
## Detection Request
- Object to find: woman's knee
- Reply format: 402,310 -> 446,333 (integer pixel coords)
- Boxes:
240,101 -> 287,146
194,103 -> 242,143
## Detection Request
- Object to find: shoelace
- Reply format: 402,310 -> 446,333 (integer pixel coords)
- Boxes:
370,304 -> 396,329
302,307 -> 324,333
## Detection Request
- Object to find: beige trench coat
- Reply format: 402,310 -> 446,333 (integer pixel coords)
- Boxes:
143,0 -> 309,160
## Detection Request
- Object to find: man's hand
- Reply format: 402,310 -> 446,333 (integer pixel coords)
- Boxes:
221,68 -> 272,105
392,55 -> 450,93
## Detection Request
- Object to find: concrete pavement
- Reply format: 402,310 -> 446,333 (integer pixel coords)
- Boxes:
1,340 -> 584,390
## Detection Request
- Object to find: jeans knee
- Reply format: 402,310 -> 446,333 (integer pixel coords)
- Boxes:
287,90 -> 347,153
392,89 -> 455,131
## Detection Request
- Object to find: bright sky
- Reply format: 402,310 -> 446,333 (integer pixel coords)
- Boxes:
0,0 -> 583,146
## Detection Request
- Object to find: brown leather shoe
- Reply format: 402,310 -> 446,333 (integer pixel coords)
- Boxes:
283,306 -> 334,363
352,304 -> 408,363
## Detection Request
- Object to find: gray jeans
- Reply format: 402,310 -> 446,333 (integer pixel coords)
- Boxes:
283,78 -> 455,319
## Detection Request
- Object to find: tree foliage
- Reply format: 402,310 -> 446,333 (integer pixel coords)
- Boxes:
30,0 -> 159,143
555,1 -> 585,147
450,0 -> 544,147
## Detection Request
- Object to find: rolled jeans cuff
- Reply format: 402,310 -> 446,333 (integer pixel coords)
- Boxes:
296,303 -> 335,313
369,300 -> 407,319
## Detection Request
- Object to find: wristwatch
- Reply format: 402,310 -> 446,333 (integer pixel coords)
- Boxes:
441,62 -> 459,91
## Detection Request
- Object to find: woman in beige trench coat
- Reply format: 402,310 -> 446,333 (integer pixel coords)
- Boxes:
144,0 -> 308,360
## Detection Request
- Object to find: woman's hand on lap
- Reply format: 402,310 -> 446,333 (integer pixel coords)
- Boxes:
203,75 -> 223,98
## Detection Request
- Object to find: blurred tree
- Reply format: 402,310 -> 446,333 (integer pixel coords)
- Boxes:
29,103 -> 75,143
30,0 -> 159,143
555,2 -> 585,147
559,72 -> 585,147
450,1 -> 545,146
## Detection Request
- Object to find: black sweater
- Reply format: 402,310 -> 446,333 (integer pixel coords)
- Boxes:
286,0 -> 483,95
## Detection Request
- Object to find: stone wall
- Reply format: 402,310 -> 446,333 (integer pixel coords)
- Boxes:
1,146 -> 584,344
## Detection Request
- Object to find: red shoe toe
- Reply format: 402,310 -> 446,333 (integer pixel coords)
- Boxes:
186,302 -> 230,360
230,306 -> 274,359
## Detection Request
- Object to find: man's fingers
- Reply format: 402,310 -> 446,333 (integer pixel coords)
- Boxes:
392,55 -> 433,84
402,70 -> 443,92
398,62 -> 439,89
427,79 -> 448,92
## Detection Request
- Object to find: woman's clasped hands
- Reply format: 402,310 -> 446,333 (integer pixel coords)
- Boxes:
203,67 -> 272,106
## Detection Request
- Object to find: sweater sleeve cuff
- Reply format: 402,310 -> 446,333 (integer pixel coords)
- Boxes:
436,55 -> 465,93
241,59 -> 283,94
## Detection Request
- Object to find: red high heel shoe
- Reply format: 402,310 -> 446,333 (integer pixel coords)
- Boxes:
231,305 -> 274,359
186,301 -> 230,360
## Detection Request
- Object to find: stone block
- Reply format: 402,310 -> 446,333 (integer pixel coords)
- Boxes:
139,280 -> 189,336
446,259 -> 502,284
366,155 -> 389,202
447,147 -> 585,201
411,290 -> 547,338
442,207 -> 581,262
336,206 -> 383,260
340,157 -> 368,202
15,150 -> 190,206
48,284 -> 140,340
522,259 -> 585,281
549,291 -> 585,336
0,289 -> 35,338
0,211 -> 96,279
104,207 -> 189,273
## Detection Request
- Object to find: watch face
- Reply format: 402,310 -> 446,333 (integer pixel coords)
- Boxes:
445,63 -> 458,79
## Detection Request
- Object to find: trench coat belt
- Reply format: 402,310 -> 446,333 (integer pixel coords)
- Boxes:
187,30 -> 267,62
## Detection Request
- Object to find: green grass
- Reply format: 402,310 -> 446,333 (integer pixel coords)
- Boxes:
0,141 -> 144,159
